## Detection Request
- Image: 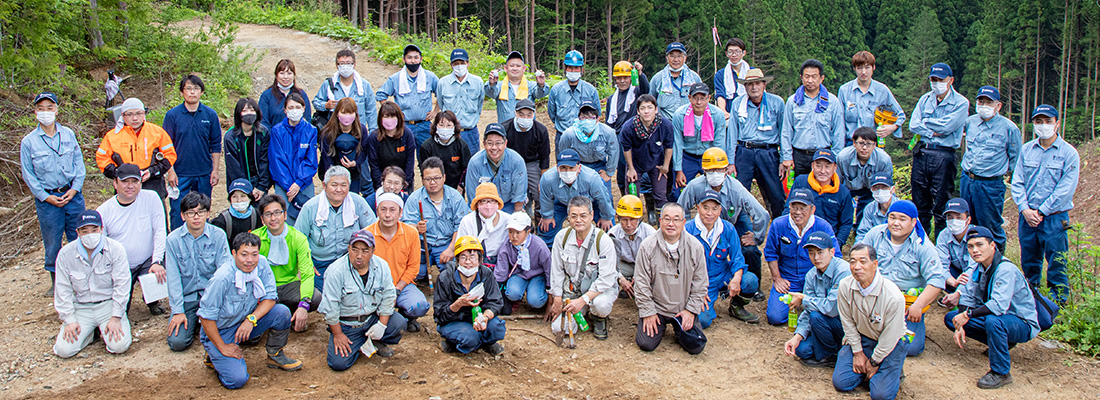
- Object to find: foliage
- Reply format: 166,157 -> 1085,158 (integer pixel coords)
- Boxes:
1044,225 -> 1100,357
892,6 -> 950,110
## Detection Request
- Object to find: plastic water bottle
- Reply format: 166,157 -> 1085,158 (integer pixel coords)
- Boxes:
573,312 -> 590,332
876,133 -> 886,148
904,329 -> 916,343
780,294 -> 797,333
627,182 -> 639,196
631,68 -> 639,86
471,306 -> 483,324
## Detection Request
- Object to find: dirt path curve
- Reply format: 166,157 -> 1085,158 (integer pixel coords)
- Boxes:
2,21 -> 1100,400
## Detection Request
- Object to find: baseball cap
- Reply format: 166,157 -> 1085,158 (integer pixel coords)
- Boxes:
484,123 -> 507,140
557,149 -> 580,167
349,229 -> 376,248
507,51 -> 524,62
666,42 -> 687,54
812,149 -> 836,164
77,210 -> 103,229
1031,104 -> 1058,119
943,198 -> 969,216
34,92 -> 59,106
403,44 -> 421,56
579,99 -> 600,116
228,179 -> 253,196
929,63 -> 953,78
700,189 -> 723,207
450,48 -> 469,62
688,82 -> 710,96
507,212 -> 532,231
976,86 -> 1000,102
966,226 -> 995,242
115,164 -> 142,181
515,99 -> 536,112
787,188 -> 816,206
870,172 -> 894,189
802,231 -> 835,249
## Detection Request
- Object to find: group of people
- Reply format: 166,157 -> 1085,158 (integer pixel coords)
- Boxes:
21,36 -> 1077,397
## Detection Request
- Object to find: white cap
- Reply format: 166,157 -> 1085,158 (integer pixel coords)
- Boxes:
376,192 -> 404,209
507,212 -> 532,231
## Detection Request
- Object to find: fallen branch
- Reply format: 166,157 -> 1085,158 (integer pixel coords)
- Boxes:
510,327 -> 557,344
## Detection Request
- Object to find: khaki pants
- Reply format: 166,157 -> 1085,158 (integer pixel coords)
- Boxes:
54,301 -> 131,358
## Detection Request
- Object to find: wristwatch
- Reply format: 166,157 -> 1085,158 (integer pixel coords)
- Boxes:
869,358 -> 880,368
246,314 -> 258,327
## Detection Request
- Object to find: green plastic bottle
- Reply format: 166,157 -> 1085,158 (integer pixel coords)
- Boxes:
627,182 -> 639,196
471,305 -> 483,323
908,134 -> 922,150
573,312 -> 590,332
876,133 -> 886,148
780,294 -> 797,333
631,68 -> 639,86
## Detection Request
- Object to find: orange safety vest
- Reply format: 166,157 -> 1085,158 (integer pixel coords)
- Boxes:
95,123 -> 178,171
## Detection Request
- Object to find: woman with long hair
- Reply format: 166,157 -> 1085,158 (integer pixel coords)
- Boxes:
365,101 -> 416,191
418,110 -> 471,190
258,59 -> 312,129
318,97 -> 369,193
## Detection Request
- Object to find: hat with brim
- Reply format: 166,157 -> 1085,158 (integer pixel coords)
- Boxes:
471,182 -> 504,210
736,69 -> 774,84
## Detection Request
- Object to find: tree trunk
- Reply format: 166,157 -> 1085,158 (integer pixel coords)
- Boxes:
451,0 -> 457,34
87,0 -> 106,49
505,0 -> 512,50
1021,59 -> 1029,138
528,0 -> 536,68
606,0 -> 612,83
570,1 -> 575,52
350,0 -> 359,27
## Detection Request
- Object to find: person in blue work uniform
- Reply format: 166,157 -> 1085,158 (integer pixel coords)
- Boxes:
164,192 -> 232,351
728,68 -> 786,219
198,233 -> 301,389
837,127 -> 893,229
855,173 -> 899,244
650,42 -> 702,122
537,149 -> 614,246
295,166 -> 378,293
714,38 -> 752,114
781,59 -> 845,178
672,83 -> 728,192
21,92 -> 86,296
223,98 -> 270,201
678,147 -> 771,301
837,51 -> 906,146
909,62 -> 970,239
936,198 -> 978,307
465,123 -> 529,213
376,44 -> 439,149
312,49 -> 378,133
858,200 -> 945,357
1011,104 -> 1079,303
764,189 -> 841,326
945,226 -> 1040,390
548,50 -> 600,143
556,99 -> 619,194
486,51 -> 548,123
434,236 -> 507,355
268,92 -> 318,226
163,74 -> 223,230
687,190 -> 760,327
401,157 -> 470,282
961,86 -> 1021,250
319,229 -> 406,370
783,231 -> 851,367
259,59 -> 312,130
435,48 -> 485,153
620,94 -> 674,221
788,149 -> 854,245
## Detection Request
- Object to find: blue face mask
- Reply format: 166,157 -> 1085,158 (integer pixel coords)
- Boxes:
574,119 -> 598,143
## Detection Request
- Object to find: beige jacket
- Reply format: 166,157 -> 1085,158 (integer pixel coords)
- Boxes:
634,232 -> 708,318
837,272 -> 907,363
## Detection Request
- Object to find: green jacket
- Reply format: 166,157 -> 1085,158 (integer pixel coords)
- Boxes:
253,225 -> 315,300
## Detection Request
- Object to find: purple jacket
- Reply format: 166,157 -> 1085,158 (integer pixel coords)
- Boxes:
494,237 -> 552,283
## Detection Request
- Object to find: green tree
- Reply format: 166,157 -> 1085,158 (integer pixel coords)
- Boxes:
871,0 -> 913,88
893,6 -> 950,109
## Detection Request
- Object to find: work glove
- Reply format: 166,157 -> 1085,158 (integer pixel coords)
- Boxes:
366,322 -> 386,340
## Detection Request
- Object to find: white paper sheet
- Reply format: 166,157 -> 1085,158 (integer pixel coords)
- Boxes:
138,273 -> 168,304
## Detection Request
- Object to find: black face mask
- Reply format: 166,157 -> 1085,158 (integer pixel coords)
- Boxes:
406,63 -> 421,73
241,114 -> 257,125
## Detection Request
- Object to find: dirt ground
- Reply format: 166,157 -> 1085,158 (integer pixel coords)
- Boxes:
2,21 -> 1100,400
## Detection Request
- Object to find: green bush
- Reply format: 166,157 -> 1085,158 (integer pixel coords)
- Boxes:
1044,224 -> 1100,357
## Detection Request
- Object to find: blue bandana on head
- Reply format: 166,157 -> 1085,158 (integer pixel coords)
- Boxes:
887,200 -> 926,244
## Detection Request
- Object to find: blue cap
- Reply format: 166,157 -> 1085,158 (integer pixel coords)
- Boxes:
1031,104 -> 1058,119
557,149 -> 580,167
666,42 -> 687,54
870,172 -> 894,188
812,149 -> 836,164
228,178 -> 253,196
965,226 -> 995,242
944,197 -> 969,215
802,231 -> 835,249
929,63 -> 953,78
564,50 -> 585,67
700,189 -> 723,207
77,210 -> 103,229
403,44 -> 421,56
450,48 -> 469,62
787,188 -> 816,206
579,99 -> 600,116
976,86 -> 1000,101
507,51 -> 524,62
34,92 -> 59,106
484,123 -> 506,139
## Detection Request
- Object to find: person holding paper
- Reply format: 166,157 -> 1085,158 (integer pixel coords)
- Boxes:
319,229 -> 406,370
96,163 -> 168,316
164,192 -> 232,351
433,236 -> 507,355
53,210 -> 132,358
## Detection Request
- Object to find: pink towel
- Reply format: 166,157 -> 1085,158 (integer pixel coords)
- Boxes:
682,109 -> 715,142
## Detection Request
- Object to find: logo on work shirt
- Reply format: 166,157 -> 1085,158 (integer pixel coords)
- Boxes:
201,120 -> 211,124
451,156 -> 461,162
300,143 -> 309,149
397,146 -> 406,152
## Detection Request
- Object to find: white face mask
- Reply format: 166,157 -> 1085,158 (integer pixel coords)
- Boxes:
560,170 -> 578,185
566,71 -> 582,82
1034,123 -> 1057,139
452,64 -> 468,77
437,127 -> 455,142
514,117 -> 534,131
80,232 -> 101,249
930,81 -> 949,95
231,201 -> 251,213
670,65 -> 685,73
872,189 -> 892,204
946,219 -> 968,235
277,83 -> 293,92
286,108 -> 305,123
458,265 -> 478,277
338,64 -> 356,78
705,171 -> 726,187
37,111 -> 56,126
976,105 -> 996,120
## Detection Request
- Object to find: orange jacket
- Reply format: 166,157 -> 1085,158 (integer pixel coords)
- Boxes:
95,123 -> 178,171
366,222 -> 422,286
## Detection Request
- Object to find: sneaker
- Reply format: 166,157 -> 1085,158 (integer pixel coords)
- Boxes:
483,342 -> 505,356
406,319 -> 422,333
753,292 -> 766,303
591,316 -> 608,340
266,349 -> 303,371
977,371 -> 1012,389
440,340 -> 458,354
375,342 -> 394,358
800,356 -> 836,368
203,352 -> 214,369
728,297 -> 760,324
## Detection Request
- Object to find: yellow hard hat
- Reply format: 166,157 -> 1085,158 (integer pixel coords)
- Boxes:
701,147 -> 729,170
616,195 -> 645,219
612,61 -> 633,78
454,235 -> 483,255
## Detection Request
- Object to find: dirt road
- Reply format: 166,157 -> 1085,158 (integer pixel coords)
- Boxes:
2,21 -> 1099,400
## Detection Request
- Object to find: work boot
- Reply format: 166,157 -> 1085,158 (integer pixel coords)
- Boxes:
483,342 -> 505,356
147,300 -> 166,316
406,319 -> 422,333
800,356 -> 836,368
591,315 -> 609,340
753,292 -> 766,303
203,352 -> 214,369
728,296 -> 760,324
45,272 -> 55,297
645,197 -> 658,226
440,340 -> 458,354
501,299 -> 514,315
977,371 -> 1012,389
266,349 -> 302,371
375,342 -> 394,358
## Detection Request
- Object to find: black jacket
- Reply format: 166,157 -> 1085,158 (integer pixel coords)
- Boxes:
223,126 -> 271,192
433,264 -> 503,326
504,118 -> 552,170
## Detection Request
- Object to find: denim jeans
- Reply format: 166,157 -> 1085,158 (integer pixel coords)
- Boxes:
169,175 -> 212,230
437,317 -> 507,354
833,335 -> 908,400
326,313 -> 406,371
166,300 -> 200,351
504,274 -> 548,308
35,191 -> 84,273
199,304 -> 292,389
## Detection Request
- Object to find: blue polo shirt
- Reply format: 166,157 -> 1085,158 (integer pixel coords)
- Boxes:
162,103 -> 222,177
763,215 -> 841,291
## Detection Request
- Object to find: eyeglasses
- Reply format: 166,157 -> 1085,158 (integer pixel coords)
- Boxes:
660,216 -> 685,223
423,176 -> 444,183
122,111 -> 145,118
568,213 -> 591,220
484,140 -> 506,148
726,49 -> 744,56
854,141 -> 875,148
262,210 -> 285,218
182,86 -> 202,93
458,253 -> 479,262
183,210 -> 209,218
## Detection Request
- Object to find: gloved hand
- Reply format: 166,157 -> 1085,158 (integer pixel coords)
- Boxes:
103,164 -> 117,180
366,322 -> 386,340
